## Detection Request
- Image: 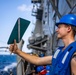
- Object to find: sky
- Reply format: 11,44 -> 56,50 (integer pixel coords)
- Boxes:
0,0 -> 35,53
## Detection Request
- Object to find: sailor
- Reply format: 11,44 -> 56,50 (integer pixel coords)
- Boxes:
9,14 -> 76,75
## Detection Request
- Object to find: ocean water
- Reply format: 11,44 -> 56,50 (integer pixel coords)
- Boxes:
0,55 -> 17,75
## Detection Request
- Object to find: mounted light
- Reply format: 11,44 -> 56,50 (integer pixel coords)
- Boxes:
28,36 -> 35,44
35,33 -> 42,41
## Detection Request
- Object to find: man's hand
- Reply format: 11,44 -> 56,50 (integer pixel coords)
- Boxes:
9,40 -> 18,54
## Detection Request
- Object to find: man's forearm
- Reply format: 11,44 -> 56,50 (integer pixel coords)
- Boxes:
16,49 -> 40,65
16,49 -> 52,65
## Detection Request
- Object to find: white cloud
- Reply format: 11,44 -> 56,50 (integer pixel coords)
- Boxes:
17,4 -> 33,12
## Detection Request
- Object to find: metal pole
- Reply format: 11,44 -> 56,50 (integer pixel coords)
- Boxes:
17,18 -> 23,75
0,47 -> 9,49
66,0 -> 72,9
49,0 -> 61,19
18,18 -> 20,42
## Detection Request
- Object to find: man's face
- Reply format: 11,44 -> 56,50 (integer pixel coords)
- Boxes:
56,24 -> 69,39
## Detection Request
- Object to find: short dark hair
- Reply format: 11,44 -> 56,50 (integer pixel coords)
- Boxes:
71,25 -> 76,36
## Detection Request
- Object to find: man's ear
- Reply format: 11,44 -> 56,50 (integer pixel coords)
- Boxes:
67,26 -> 72,32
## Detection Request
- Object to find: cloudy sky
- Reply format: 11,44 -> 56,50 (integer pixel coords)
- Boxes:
0,0 -> 35,53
